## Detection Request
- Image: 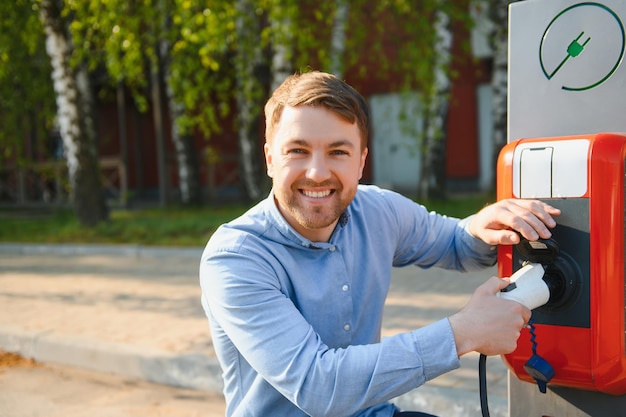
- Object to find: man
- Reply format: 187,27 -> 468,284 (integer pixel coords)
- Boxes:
200,71 -> 560,417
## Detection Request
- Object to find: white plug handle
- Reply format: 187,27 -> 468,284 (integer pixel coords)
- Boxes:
497,262 -> 550,310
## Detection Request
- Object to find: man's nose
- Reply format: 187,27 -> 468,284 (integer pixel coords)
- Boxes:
306,153 -> 331,182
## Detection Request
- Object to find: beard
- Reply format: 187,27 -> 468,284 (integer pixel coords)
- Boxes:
277,180 -> 355,233
286,196 -> 345,230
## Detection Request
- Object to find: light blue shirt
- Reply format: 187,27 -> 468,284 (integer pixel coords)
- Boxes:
200,185 -> 496,417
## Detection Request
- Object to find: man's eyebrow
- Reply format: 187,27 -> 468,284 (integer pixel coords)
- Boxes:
286,139 -> 309,146
329,139 -> 355,148
282,139 -> 355,148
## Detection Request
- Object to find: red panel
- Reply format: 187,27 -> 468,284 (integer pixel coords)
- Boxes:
497,133 -> 626,395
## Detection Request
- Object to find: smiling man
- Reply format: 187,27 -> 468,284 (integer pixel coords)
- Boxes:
200,71 -> 560,417
265,103 -> 367,242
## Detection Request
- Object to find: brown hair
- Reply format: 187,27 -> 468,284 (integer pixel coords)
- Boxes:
264,71 -> 370,149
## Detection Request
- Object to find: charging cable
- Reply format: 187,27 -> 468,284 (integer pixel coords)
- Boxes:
479,353 -> 490,417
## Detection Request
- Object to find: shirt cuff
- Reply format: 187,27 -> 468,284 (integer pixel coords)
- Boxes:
412,318 -> 461,381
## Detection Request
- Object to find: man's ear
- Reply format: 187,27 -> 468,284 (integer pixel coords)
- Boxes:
264,142 -> 273,178
358,147 -> 368,180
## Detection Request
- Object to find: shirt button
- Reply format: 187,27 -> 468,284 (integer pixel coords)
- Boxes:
343,324 -> 351,331
342,284 -> 349,292
329,246 -> 336,252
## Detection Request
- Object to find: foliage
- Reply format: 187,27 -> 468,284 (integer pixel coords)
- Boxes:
169,1 -> 235,137
0,0 -> 56,168
68,0 -> 151,109
68,0 -> 235,138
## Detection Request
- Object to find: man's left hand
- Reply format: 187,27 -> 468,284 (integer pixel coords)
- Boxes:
468,199 -> 561,245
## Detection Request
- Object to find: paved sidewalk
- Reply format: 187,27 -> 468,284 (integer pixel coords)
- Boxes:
0,243 -> 509,416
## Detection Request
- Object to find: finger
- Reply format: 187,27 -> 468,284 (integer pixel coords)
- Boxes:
507,200 -> 560,234
525,205 -> 559,232
506,211 -> 554,240
511,220 -> 543,241
479,229 -> 522,245
506,198 -> 559,215
478,201 -> 544,241
482,276 -> 511,295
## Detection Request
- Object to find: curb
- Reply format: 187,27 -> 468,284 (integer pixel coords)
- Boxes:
0,325 -> 223,393
0,324 -> 507,416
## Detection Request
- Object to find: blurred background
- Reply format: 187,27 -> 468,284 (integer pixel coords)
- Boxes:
0,0 -> 516,242
0,3 -> 519,414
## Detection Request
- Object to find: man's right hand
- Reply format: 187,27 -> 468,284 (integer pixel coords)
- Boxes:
448,276 -> 531,357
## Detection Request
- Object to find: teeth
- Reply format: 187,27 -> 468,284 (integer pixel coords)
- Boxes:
303,190 -> 331,198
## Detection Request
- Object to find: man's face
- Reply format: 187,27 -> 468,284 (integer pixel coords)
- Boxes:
264,105 -> 368,242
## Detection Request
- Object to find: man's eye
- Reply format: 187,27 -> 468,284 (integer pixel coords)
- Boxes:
287,148 -> 306,154
331,150 -> 349,156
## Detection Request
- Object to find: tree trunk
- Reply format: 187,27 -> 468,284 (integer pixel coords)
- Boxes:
116,82 -> 129,208
329,0 -> 349,78
169,107 -> 202,206
235,0 -> 266,202
489,0 -> 518,176
418,7 -> 452,200
163,49 -> 202,206
150,41 -> 170,208
269,4 -> 294,92
39,0 -> 108,227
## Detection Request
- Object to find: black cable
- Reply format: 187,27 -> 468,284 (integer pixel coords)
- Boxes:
479,353 -> 490,417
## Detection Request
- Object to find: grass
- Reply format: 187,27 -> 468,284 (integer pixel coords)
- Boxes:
0,193 -> 495,247
0,205 -> 248,247
419,193 -> 495,219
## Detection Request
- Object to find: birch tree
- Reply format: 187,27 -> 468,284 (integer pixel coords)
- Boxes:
165,1 -> 235,205
329,0 -> 349,78
69,0 -> 172,206
70,0 -> 233,206
37,0 -> 109,227
419,6 -> 453,200
360,0 -> 465,199
234,0 -> 267,201
489,0 -> 520,168
268,0 -> 296,92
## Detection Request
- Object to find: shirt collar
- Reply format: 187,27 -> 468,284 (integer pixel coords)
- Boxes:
264,190 -> 350,249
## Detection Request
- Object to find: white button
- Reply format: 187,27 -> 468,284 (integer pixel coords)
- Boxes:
329,246 -> 336,251
342,284 -> 349,292
343,324 -> 351,331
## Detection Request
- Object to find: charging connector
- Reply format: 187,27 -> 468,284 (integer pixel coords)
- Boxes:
497,262 -> 550,310
480,262 -> 555,417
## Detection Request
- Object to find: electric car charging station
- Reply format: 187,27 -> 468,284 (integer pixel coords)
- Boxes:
495,0 -> 626,415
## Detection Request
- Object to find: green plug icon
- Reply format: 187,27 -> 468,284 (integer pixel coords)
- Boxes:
547,31 -> 592,79
567,32 -> 591,58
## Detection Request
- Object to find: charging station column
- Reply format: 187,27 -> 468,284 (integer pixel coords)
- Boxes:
504,1 -> 626,416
